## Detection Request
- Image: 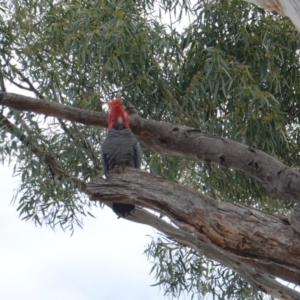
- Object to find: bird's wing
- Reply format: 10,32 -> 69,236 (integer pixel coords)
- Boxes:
101,152 -> 109,176
134,140 -> 142,169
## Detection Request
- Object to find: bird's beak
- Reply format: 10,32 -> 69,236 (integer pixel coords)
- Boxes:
117,116 -> 123,124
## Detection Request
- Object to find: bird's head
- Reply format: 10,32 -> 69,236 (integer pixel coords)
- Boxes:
107,98 -> 130,129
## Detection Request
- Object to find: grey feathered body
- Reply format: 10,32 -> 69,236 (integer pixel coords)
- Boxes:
101,128 -> 142,217
101,128 -> 142,175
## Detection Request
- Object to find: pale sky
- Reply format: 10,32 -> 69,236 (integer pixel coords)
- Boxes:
0,164 -> 179,300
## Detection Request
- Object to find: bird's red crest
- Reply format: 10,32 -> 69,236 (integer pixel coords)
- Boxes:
107,98 -> 130,129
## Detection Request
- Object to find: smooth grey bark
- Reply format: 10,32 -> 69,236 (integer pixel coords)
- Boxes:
1,92 -> 300,204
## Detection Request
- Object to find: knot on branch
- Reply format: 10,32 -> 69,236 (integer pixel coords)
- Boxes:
247,159 -> 261,172
125,102 -> 139,116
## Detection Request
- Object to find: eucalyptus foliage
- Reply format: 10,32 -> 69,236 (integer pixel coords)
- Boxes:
1,0 -> 299,298
146,235 -> 268,300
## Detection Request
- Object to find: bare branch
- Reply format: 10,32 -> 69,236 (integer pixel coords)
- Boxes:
6,77 -> 32,92
16,71 -> 43,99
1,92 -> 300,204
87,168 -> 300,285
0,92 -> 106,125
130,209 -> 300,300
9,66 -> 44,99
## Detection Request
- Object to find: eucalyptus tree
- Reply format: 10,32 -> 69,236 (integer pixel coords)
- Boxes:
1,0 -> 300,299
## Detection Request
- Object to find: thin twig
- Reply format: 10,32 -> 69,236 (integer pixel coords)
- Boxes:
6,77 -> 32,92
14,68 -> 44,99
0,113 -> 86,191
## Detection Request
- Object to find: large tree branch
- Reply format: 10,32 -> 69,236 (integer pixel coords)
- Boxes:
0,92 -> 106,125
87,168 -> 300,285
1,92 -> 300,204
129,209 -> 300,300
